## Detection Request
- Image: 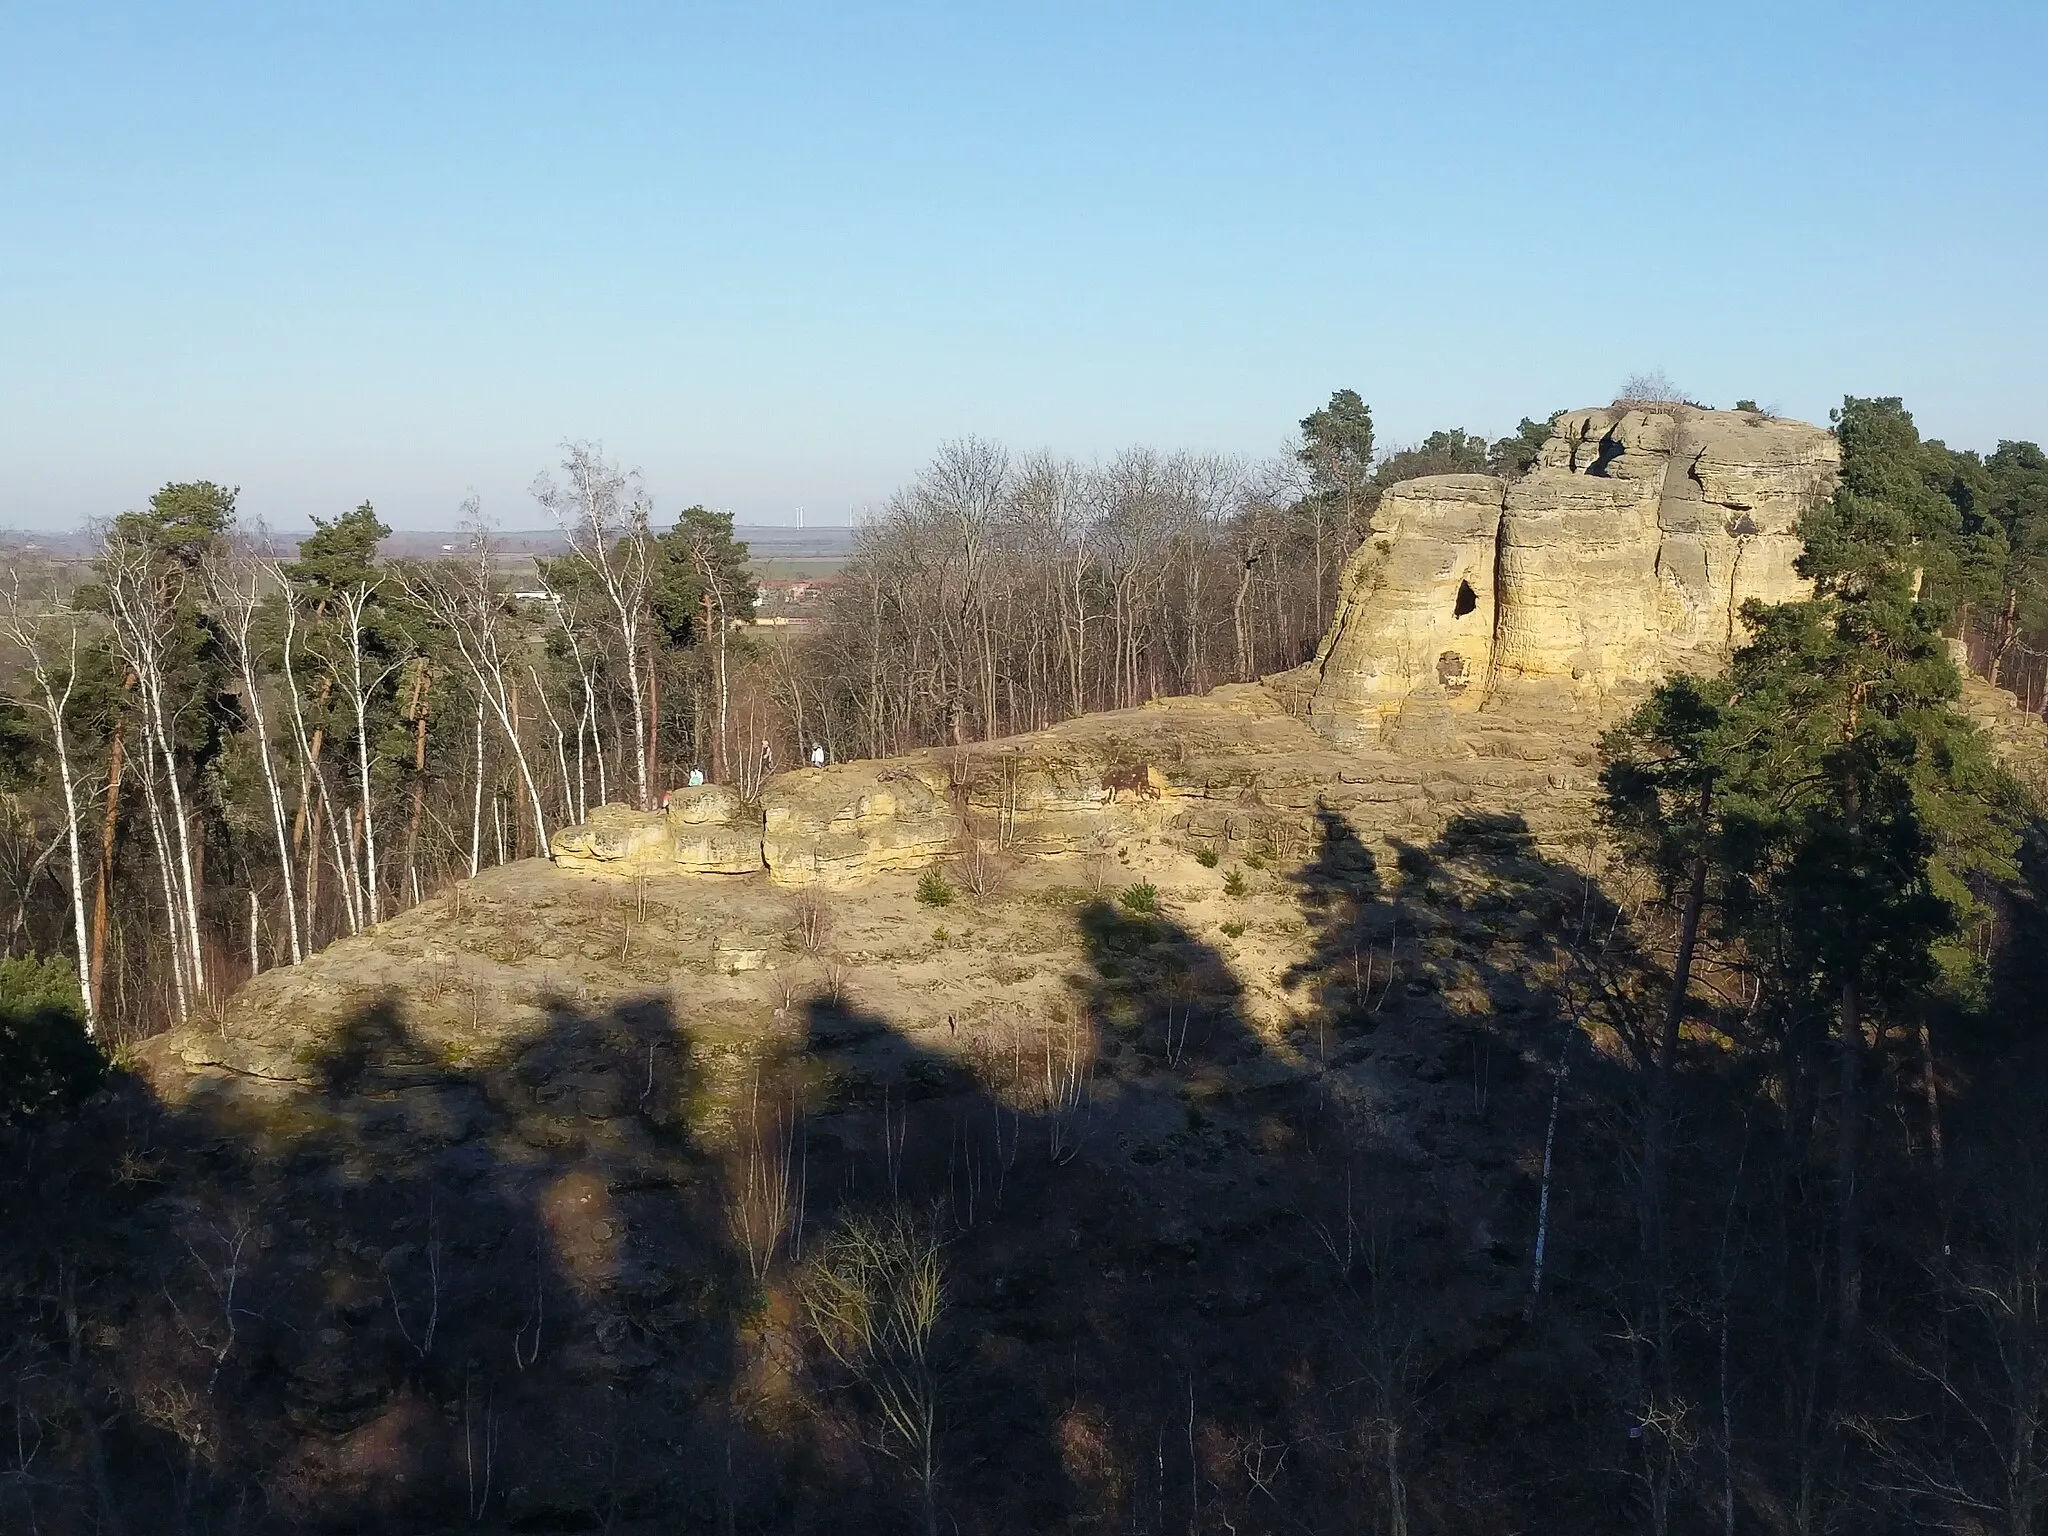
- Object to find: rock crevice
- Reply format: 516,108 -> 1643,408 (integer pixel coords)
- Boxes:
1305,406 -> 1840,743
542,406 -> 1986,887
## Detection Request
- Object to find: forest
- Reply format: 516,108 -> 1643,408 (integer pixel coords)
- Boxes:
0,392 -> 1558,1040
3,391 -> 2048,1532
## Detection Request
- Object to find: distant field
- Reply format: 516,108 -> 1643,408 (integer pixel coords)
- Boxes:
0,523 -> 857,585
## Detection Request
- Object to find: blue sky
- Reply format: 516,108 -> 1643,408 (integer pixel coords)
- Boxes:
3,1 -> 2044,530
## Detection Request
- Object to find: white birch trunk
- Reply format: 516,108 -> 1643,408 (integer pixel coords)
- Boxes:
216,562 -> 303,965
469,696 -> 485,877
134,727 -> 190,1018
341,585 -> 382,924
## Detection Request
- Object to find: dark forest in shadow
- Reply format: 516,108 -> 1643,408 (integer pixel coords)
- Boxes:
3,806 -> 2047,1533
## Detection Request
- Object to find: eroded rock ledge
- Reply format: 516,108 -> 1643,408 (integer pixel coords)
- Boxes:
551,406 -> 1863,887
1303,406 -> 1839,743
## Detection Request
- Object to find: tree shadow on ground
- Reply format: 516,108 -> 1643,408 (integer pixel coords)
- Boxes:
0,985 -> 786,1532
0,802 -> 1835,1535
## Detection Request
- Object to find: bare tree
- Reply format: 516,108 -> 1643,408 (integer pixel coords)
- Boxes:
397,511 -> 552,853
275,577 -> 359,938
206,538 -> 304,964
334,580 -> 401,924
535,444 -> 656,808
0,575 -> 99,1030
97,525 -> 206,1007
803,1207 -> 950,1536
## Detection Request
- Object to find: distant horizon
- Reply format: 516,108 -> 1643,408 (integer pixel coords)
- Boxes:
1,391 -> 2033,537
6,2 -> 2043,533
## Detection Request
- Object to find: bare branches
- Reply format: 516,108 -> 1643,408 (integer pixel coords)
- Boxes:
394,511 -> 552,850
206,536 -> 303,965
0,571 -> 99,1029
801,1206 -> 949,1534
535,444 -> 656,809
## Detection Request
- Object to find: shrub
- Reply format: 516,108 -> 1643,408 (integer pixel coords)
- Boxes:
958,837 -> 1007,898
789,887 -> 831,954
932,927 -> 949,944
1118,882 -> 1159,915
1242,852 -> 1266,871
1220,921 -> 1246,939
0,955 -> 104,1127
1223,868 -> 1249,899
1193,846 -> 1220,869
916,869 -> 954,908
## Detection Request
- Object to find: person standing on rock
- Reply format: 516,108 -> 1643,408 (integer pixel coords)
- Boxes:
759,739 -> 774,780
810,742 -> 826,768
687,766 -> 705,787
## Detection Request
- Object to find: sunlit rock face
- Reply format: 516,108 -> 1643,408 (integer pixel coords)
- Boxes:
547,407 -> 1845,884
548,787 -> 764,876
1307,407 -> 1840,744
761,762 -> 960,886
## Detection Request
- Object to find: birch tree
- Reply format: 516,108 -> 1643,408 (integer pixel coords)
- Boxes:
535,444 -> 655,809
205,538 -> 303,965
0,578 -> 99,1033
98,520 -> 209,1006
397,514 -> 552,852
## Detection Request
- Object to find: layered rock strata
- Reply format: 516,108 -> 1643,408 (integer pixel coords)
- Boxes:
548,682 -> 1602,888
1305,407 -> 1840,743
545,404 -> 2038,889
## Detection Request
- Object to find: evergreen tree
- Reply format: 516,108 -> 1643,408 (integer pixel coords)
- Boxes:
0,955 -> 103,1127
1486,415 -> 1558,480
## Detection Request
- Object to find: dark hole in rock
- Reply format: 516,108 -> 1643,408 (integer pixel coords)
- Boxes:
1453,579 -> 1477,617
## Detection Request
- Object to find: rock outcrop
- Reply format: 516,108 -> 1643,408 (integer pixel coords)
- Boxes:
540,405 -> 2048,890
549,785 -> 764,876
549,679 -> 1598,887
112,404 -> 2043,1535
762,763 -> 959,885
1305,407 -> 1840,743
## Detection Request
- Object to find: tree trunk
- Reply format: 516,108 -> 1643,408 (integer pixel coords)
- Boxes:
470,696 -> 485,877
23,650 -> 97,1033
346,593 -> 381,924
1835,975 -> 1865,1362
236,635 -> 302,964
134,728 -> 190,1019
304,792 -> 325,941
290,677 -> 335,853
1990,587 -> 2020,687
404,663 -> 430,907
140,669 -> 205,993
1918,1018 -> 1945,1171
620,619 -> 649,809
89,715 -> 125,1016
646,640 -> 662,798
1643,780 -> 1712,1272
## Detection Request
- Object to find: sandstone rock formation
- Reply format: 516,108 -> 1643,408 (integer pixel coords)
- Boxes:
114,406 -> 2042,1534
550,784 -> 764,876
761,762 -> 959,884
533,405 -> 2043,893
1305,407 -> 1840,743
548,677 -> 1596,888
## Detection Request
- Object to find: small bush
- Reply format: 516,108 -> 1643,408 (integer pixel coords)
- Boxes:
917,869 -> 954,908
1193,846 -> 1220,869
1220,921 -> 1246,939
790,887 -> 831,954
932,926 -> 949,944
0,955 -> 104,1127
1223,868 -> 1249,899
1242,852 -> 1267,871
1118,882 -> 1159,915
